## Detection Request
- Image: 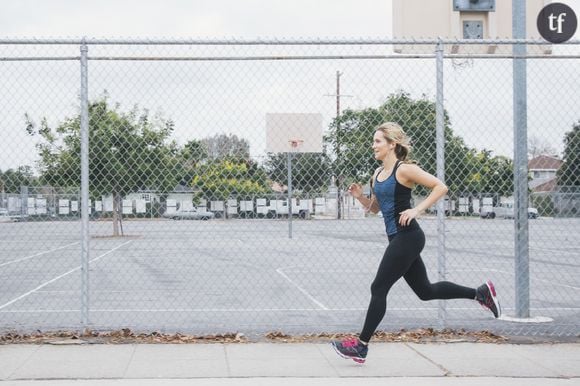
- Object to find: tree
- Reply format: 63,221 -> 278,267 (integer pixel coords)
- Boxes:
528,135 -> 558,159
184,133 -> 271,201
463,149 -> 514,198
177,139 -> 209,186
326,91 -> 515,199
557,122 -> 580,188
201,133 -> 250,161
325,107 -> 386,184
326,92 -> 451,192
0,166 -> 37,193
263,152 -> 332,194
27,98 -> 182,235
191,158 -> 270,201
181,139 -> 209,166
479,154 -> 514,197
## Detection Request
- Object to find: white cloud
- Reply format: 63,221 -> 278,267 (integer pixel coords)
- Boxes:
0,0 -> 578,169
0,0 -> 393,38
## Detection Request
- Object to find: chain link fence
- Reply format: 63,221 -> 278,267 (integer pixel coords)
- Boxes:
0,38 -> 578,337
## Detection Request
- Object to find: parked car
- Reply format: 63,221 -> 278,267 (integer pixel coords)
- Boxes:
163,207 -> 215,220
0,208 -> 13,223
480,203 -> 538,219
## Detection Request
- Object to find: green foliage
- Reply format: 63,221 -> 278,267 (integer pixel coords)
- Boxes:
178,139 -> 209,186
264,152 -> 332,194
325,92 -> 447,192
460,150 -> 514,197
531,193 -> 555,216
27,98 -> 182,198
557,122 -> 579,187
325,107 -> 387,184
326,91 -> 514,197
0,166 -> 37,193
191,158 -> 270,201
181,139 -> 209,167
179,135 -> 254,188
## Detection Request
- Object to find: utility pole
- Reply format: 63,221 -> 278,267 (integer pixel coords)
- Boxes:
326,71 -> 352,219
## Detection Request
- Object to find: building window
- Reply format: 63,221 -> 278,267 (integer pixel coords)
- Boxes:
454,0 -> 495,12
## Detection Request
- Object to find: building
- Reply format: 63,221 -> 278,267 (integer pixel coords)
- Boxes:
527,155 -> 579,217
392,0 -> 551,54
528,154 -> 563,192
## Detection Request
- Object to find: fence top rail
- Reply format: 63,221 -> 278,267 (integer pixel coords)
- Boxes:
3,54 -> 580,62
1,37 -> 579,45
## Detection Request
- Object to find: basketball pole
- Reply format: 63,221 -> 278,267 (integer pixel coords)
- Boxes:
287,150 -> 293,239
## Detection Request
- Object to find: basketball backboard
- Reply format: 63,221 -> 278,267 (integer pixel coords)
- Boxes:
265,113 -> 323,153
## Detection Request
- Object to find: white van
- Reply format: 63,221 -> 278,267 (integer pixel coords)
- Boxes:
480,202 -> 538,219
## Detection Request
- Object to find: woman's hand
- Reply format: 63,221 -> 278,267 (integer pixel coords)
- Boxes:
399,208 -> 419,226
348,183 -> 364,199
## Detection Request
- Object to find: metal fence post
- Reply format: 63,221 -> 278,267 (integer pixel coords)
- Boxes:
513,0 -> 530,318
435,38 -> 446,327
80,39 -> 90,327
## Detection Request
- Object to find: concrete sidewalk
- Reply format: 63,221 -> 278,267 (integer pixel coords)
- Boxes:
1,342 -> 579,385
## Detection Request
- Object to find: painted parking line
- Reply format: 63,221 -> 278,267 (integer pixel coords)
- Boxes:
0,240 -> 132,311
0,242 -> 80,268
276,267 -> 329,310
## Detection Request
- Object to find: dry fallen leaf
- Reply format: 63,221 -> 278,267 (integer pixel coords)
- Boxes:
1,328 -> 507,345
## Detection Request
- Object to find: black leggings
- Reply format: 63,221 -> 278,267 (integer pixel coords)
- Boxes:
359,227 -> 476,343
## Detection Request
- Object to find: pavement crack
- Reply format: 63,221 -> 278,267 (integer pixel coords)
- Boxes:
317,343 -> 342,376
223,344 -> 232,376
404,343 -> 451,376
122,344 -> 137,377
7,345 -> 42,380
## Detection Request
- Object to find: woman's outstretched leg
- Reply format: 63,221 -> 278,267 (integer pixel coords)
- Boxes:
404,257 -> 501,318
403,256 -> 475,300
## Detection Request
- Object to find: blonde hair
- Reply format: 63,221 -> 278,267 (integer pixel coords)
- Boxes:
376,122 -> 412,162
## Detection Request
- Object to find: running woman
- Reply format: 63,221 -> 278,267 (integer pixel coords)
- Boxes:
331,122 -> 501,364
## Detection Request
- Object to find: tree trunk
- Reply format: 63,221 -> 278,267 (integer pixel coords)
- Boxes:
112,191 -> 121,236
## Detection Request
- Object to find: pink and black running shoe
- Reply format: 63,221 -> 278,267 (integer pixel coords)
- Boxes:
476,280 -> 501,318
331,337 -> 368,364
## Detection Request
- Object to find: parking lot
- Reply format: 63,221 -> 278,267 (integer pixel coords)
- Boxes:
0,216 -> 578,336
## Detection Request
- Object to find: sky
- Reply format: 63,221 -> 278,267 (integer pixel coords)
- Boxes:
0,0 -> 393,39
1,0 -> 579,171
2,0 -> 578,39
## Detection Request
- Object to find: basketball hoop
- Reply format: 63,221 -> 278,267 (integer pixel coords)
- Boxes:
288,139 -> 304,152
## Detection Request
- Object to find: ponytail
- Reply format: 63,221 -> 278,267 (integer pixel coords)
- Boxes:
395,143 -> 410,162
